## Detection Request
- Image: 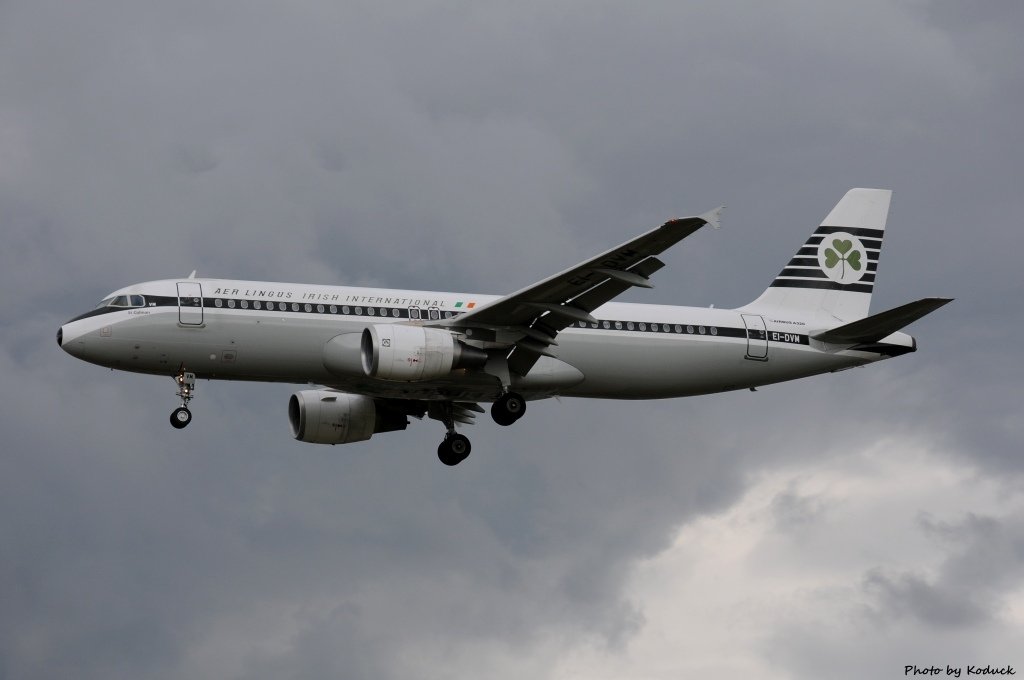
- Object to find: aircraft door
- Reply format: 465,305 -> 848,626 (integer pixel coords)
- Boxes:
741,314 -> 768,360
177,282 -> 204,326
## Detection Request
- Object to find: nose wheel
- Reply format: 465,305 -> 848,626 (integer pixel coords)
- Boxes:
170,369 -> 196,429
170,406 -> 192,429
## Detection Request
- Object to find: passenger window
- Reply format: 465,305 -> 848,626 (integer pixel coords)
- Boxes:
304,304 -> 312,312
228,299 -> 236,308
342,306 -> 350,314
317,304 -> 324,313
367,307 -> 375,316
250,301 -> 258,309
214,299 -> 223,308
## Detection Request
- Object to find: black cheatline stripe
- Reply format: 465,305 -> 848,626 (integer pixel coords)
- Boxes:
778,268 -> 828,279
154,294 -> 754,340
786,257 -> 819,267
573,319 -> 747,339
868,261 -> 877,272
815,226 -> 885,238
769,279 -> 874,293
75,294 -> 827,347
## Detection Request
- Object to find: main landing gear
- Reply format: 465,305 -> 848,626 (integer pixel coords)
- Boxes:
491,391 -> 526,427
437,432 -> 472,467
435,402 -> 472,466
170,369 -> 196,429
434,391 -> 527,466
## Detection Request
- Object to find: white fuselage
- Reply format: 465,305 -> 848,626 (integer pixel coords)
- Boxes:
59,278 -> 913,404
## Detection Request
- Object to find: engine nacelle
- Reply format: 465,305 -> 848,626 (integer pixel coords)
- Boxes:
361,325 -> 487,381
288,390 -> 408,444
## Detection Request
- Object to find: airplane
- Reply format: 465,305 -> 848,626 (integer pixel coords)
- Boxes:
58,188 -> 950,466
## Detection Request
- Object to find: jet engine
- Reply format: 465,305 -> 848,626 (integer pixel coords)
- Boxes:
361,325 -> 487,381
288,390 -> 408,444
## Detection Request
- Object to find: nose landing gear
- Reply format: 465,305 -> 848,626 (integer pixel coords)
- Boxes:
170,369 -> 196,429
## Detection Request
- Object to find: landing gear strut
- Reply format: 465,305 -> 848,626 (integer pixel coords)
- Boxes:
434,402 -> 472,466
491,391 -> 526,426
170,369 -> 196,429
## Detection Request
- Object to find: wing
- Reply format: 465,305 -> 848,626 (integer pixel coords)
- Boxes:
439,207 -> 724,375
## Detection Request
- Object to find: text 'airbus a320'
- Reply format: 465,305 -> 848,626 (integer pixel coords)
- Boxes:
59,189 -> 950,465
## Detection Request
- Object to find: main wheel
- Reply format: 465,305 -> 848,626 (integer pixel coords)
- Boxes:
437,433 -> 472,466
170,407 -> 192,429
491,392 -> 526,426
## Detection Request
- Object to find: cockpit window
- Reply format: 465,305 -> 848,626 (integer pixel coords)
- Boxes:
99,295 -> 146,309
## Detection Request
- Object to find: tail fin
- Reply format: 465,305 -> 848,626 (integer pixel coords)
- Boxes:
744,188 -> 892,322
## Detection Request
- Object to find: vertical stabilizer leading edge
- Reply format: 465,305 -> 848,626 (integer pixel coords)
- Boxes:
744,188 -> 892,322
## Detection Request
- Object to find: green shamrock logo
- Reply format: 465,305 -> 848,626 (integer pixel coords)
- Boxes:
823,238 -> 862,278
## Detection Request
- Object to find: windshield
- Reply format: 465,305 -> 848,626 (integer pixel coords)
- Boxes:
96,295 -> 146,309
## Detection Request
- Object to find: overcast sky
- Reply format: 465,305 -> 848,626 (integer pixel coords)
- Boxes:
2,1 -> 1022,678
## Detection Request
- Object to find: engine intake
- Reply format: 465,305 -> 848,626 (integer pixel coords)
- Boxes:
288,390 -> 408,444
361,325 -> 487,381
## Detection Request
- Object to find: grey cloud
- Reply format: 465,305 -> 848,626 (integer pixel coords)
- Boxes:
862,568 -> 990,629
771,487 -> 828,533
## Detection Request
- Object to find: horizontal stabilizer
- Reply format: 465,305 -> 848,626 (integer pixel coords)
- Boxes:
811,297 -> 953,344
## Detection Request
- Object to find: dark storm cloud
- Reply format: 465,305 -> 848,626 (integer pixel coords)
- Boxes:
2,1 -> 1022,678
